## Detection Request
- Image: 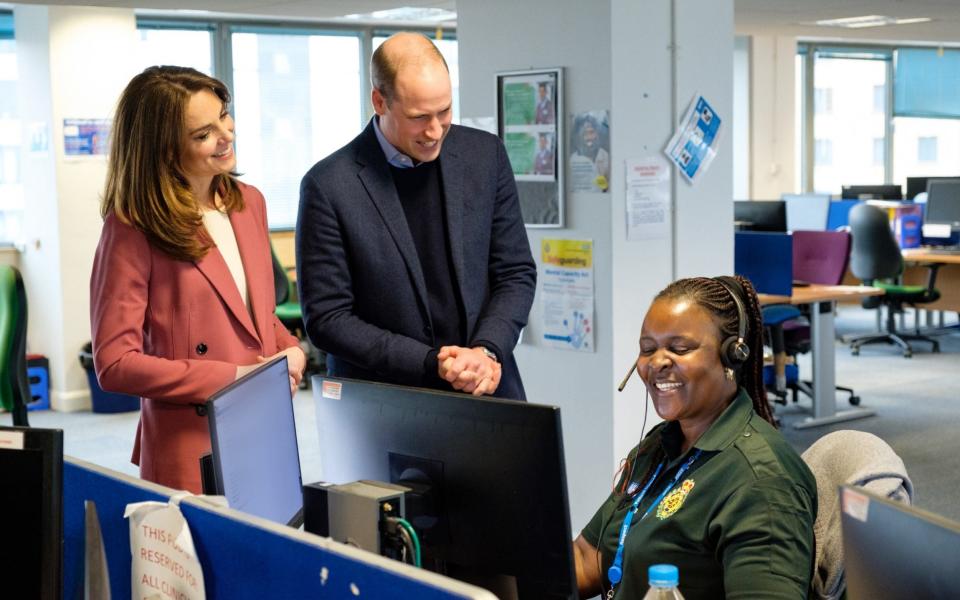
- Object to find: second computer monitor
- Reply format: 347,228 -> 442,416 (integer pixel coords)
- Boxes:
733,200 -> 787,232
841,485 -> 960,599
924,179 -> 960,231
783,193 -> 831,231
840,184 -> 902,200
905,175 -> 960,200
313,376 -> 575,599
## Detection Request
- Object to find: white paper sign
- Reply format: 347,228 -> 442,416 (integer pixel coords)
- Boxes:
541,239 -> 595,352
125,498 -> 206,600
625,156 -> 672,241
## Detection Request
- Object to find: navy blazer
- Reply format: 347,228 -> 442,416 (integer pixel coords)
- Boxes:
296,121 -> 536,400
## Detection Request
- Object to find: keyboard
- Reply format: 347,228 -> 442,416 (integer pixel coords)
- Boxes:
925,247 -> 960,255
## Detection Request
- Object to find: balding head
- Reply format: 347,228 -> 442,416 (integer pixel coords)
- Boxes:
371,32 -> 449,105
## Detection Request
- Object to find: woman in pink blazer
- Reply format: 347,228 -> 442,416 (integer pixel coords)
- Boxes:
90,66 -> 305,493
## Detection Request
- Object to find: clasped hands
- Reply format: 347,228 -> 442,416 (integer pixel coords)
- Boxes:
236,345 -> 307,395
437,346 -> 501,396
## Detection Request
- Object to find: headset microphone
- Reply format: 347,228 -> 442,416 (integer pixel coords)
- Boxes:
617,362 -> 637,392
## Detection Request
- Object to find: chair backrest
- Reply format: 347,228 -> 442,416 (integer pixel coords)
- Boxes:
792,230 -> 851,285
848,203 -> 903,282
801,430 -> 913,600
270,245 -> 290,306
0,265 -> 30,425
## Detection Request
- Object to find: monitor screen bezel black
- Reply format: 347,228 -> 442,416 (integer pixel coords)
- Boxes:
905,175 -> 960,200
840,485 -> 960,599
0,425 -> 63,599
312,376 -> 576,599
840,184 -> 903,200
923,179 -> 960,231
733,200 -> 788,232
206,355 -> 304,527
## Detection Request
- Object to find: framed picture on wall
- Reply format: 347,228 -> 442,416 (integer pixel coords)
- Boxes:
496,67 -> 564,228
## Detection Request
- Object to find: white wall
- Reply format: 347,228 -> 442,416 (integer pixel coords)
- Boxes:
459,0 -> 734,533
15,5 -> 137,410
749,35 -> 797,199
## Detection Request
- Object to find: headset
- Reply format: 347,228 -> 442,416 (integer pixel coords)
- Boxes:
617,276 -> 749,391
713,275 -> 750,370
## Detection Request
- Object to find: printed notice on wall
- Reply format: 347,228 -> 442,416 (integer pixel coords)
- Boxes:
625,155 -> 671,241
541,239 -> 594,352
125,499 -> 206,600
663,94 -> 722,183
63,118 -> 110,157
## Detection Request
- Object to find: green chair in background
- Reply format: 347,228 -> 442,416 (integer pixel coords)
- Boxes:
0,265 -> 30,426
270,245 -> 325,385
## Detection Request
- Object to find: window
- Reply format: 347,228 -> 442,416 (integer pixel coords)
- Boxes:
136,25 -> 213,75
814,87 -> 832,114
232,31 -> 362,230
815,139 -> 832,166
873,84 -> 885,113
872,137 -> 884,166
917,136 -> 938,162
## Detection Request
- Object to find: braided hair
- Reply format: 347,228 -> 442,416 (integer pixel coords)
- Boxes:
655,275 -> 775,426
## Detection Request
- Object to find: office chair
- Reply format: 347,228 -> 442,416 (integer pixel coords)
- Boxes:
764,231 -> 860,406
270,245 -> 325,386
801,430 -> 913,600
0,265 -> 31,426
847,204 -> 941,358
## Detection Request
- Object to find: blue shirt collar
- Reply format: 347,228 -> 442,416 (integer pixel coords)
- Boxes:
372,116 -> 416,169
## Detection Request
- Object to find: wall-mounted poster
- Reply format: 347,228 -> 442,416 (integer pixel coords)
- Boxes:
570,110 -> 610,193
497,68 -> 564,228
63,118 -> 110,157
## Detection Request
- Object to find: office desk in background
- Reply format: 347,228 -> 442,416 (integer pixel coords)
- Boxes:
902,248 -> 960,314
759,284 -> 884,429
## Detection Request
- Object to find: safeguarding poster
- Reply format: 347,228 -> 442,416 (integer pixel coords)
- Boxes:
541,239 -> 594,352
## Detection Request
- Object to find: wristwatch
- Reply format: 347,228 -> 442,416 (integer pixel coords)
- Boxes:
479,347 -> 498,363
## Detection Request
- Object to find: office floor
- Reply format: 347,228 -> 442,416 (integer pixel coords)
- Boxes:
14,305 -> 960,522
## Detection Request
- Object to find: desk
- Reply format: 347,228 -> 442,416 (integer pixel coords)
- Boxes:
901,249 -> 960,313
759,285 -> 884,429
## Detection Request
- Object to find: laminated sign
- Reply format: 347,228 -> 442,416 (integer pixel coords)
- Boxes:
125,494 -> 206,600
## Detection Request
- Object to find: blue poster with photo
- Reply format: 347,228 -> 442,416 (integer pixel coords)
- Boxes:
664,95 -> 722,183
63,119 -> 111,156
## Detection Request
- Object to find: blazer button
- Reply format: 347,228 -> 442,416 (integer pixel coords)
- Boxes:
196,343 -> 208,355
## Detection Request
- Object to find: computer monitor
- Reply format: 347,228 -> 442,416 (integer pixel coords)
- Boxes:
206,356 -> 304,527
783,193 -> 831,231
733,200 -> 787,232
840,485 -> 960,599
923,179 -> 960,232
840,184 -> 902,200
313,376 -> 575,600
905,175 -> 960,200
0,426 -> 63,599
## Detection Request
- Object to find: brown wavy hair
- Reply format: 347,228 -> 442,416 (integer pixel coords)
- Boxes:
102,66 -> 243,261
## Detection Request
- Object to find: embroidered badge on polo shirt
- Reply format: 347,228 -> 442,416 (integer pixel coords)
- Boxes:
657,479 -> 696,519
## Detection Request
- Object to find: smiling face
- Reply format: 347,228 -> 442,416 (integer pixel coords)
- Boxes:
373,59 -> 452,164
180,88 -> 236,202
637,297 -> 738,438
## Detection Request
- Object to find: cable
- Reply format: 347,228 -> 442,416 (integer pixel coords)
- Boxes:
397,525 -> 415,565
395,518 -> 421,567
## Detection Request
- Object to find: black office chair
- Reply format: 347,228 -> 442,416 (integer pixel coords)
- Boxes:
0,265 -> 31,426
847,204 -> 941,358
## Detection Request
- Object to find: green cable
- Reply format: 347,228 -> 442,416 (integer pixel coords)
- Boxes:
395,518 -> 421,567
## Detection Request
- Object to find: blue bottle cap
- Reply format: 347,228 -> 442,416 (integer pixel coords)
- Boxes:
607,564 -> 623,585
648,564 -> 679,587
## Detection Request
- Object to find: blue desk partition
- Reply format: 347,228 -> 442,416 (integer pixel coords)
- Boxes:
64,458 -> 494,599
827,199 -> 861,231
734,231 -> 793,296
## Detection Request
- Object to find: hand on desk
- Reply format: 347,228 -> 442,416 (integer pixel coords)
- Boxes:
437,346 -> 501,396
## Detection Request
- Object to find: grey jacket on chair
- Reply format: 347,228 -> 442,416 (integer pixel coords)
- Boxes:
801,430 -> 914,600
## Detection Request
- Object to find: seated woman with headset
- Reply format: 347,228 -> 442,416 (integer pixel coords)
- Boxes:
574,276 -> 816,599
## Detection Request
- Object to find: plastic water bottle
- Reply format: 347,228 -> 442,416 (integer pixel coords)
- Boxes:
642,564 -> 685,599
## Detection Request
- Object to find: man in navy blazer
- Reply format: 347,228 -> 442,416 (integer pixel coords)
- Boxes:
296,32 -> 536,400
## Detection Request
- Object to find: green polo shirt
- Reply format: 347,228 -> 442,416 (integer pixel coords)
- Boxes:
581,389 -> 816,599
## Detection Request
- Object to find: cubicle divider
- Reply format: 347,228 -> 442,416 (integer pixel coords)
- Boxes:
63,457 -> 495,599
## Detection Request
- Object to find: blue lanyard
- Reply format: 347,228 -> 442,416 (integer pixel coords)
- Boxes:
607,449 -> 703,589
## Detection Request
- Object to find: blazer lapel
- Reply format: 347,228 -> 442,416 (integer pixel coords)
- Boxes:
355,125 -> 432,322
438,141 -> 467,300
229,206 -> 269,343
194,229 -> 259,343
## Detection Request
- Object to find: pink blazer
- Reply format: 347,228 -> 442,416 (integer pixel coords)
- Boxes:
90,182 -> 299,493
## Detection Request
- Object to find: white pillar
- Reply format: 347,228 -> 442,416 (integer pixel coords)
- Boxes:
15,5 -> 138,411
750,35 -> 797,199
